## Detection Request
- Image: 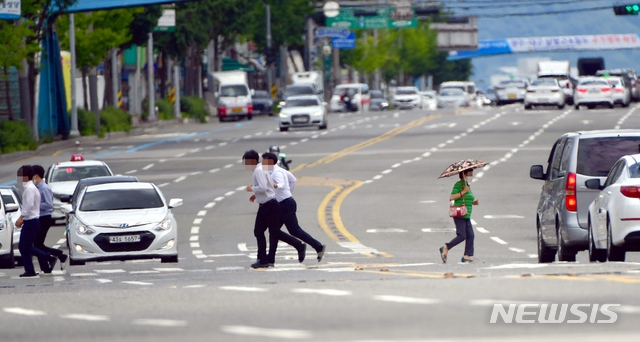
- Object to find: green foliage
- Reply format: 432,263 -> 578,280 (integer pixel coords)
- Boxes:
156,99 -> 174,120
0,20 -> 39,81
77,108 -> 97,136
100,106 -> 132,133
0,121 -> 37,154
180,96 -> 208,123
250,0 -> 314,51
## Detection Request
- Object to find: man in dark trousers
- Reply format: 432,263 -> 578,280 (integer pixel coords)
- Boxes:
15,165 -> 57,277
243,150 -> 306,269
32,165 -> 68,272
262,153 -> 326,262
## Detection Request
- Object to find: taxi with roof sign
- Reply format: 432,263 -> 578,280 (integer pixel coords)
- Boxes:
44,155 -> 113,223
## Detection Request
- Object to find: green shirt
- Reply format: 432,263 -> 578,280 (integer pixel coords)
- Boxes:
452,180 -> 474,219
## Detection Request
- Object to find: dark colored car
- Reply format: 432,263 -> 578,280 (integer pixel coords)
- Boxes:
280,84 -> 318,106
369,90 -> 388,111
251,90 -> 274,116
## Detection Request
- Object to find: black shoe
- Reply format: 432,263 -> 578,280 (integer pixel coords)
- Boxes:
251,262 -> 269,269
59,254 -> 68,271
42,255 -> 57,274
268,263 -> 275,268
19,272 -> 39,278
317,244 -> 326,262
298,243 -> 307,263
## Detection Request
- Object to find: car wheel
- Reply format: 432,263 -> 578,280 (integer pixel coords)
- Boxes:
69,258 -> 85,266
0,236 -> 15,269
607,219 -> 625,262
558,104 -> 565,109
319,121 -> 327,130
247,114 -> 252,120
608,102 -> 615,109
623,101 -> 630,108
218,116 -> 225,123
161,255 -> 179,263
537,219 -> 556,263
279,126 -> 288,132
574,105 -> 580,110
588,217 -> 607,262
268,113 -> 274,117
557,223 -> 576,262
524,104 -> 532,110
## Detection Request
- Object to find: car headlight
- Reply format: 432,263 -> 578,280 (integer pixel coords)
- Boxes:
154,216 -> 172,231
76,220 -> 95,235
279,113 -> 288,119
311,110 -> 322,117
0,220 -> 5,230
382,102 -> 388,106
279,101 -> 286,106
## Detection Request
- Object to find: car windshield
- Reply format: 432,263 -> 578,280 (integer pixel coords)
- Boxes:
579,79 -> 608,86
51,166 -> 111,182
220,85 -> 248,96
396,88 -> 417,95
80,189 -> 163,211
285,86 -> 314,96
73,179 -> 138,205
441,86 -> 465,92
577,137 -> 640,177
253,90 -> 269,98
440,89 -> 464,96
370,91 -> 384,99
1,194 -> 15,205
286,99 -> 319,107
532,79 -> 557,86
334,87 -> 358,96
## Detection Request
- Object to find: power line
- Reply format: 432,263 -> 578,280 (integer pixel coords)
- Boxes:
442,0 -> 610,10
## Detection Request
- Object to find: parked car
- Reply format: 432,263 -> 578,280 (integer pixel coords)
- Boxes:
530,130 -> 640,262
605,76 -> 631,107
369,90 -> 388,111
495,78 -> 528,105
251,90 -> 274,115
574,77 -> 614,109
524,78 -> 565,110
586,153 -> 640,262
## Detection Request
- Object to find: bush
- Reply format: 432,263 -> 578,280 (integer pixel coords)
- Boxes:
180,96 -> 208,123
77,108 -> 97,136
0,120 -> 37,154
156,99 -> 174,121
100,106 -> 132,133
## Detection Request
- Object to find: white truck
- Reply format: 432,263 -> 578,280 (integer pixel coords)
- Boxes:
208,71 -> 252,122
537,60 -> 575,104
291,71 -> 323,95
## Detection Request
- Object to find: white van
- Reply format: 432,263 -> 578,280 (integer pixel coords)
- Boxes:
440,81 -> 477,101
291,71 -> 323,95
209,71 -> 252,122
329,83 -> 370,112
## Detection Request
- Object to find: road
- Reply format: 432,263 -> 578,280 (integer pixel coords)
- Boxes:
1,104 -> 640,341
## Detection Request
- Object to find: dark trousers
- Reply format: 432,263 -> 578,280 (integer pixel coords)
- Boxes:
446,217 -> 474,256
35,215 -> 63,271
279,197 -> 322,252
18,218 -> 51,274
254,199 -> 303,264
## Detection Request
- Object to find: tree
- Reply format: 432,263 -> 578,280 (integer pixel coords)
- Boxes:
0,20 -> 39,121
249,0 -> 314,58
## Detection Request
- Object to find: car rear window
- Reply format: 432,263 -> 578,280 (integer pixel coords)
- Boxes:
577,137 -> 640,177
629,162 -> 640,178
51,166 -> 111,182
80,189 -> 163,211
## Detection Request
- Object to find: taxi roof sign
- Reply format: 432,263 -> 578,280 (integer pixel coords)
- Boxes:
71,154 -> 84,161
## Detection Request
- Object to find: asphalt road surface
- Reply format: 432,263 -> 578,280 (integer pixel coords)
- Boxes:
2,104 -> 640,341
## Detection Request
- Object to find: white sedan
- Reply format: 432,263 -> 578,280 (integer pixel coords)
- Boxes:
607,76 -> 631,107
391,86 -> 422,109
279,95 -> 327,131
0,192 -> 20,268
574,77 -> 614,109
62,182 -> 182,265
0,186 -> 22,262
524,78 -> 565,110
587,154 -> 640,262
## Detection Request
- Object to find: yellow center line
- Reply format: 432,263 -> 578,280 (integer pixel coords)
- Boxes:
332,181 -> 363,243
317,185 -> 343,242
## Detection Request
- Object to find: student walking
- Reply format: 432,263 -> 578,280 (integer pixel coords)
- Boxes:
32,165 -> 68,272
262,153 -> 326,262
243,150 -> 306,269
15,165 -> 58,277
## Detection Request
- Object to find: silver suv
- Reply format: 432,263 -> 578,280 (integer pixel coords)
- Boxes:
530,130 -> 640,262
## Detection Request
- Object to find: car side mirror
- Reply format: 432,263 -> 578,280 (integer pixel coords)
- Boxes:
585,179 -> 604,190
4,203 -> 19,213
60,204 -> 73,215
168,198 -> 183,209
60,195 -> 71,203
530,165 -> 545,180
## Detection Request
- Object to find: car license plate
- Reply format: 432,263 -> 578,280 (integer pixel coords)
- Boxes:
293,117 -> 307,123
232,108 -> 243,113
590,89 -> 599,93
508,94 -> 517,99
539,98 -> 549,102
109,235 -> 141,243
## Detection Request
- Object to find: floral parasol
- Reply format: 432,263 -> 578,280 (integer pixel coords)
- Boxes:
438,159 -> 487,179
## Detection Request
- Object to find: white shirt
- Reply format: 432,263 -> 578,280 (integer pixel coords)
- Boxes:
269,165 -> 297,202
22,181 -> 41,220
252,163 -> 276,204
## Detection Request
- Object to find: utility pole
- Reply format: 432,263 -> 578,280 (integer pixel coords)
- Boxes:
134,46 -> 141,116
147,32 -> 156,121
69,13 -> 80,137
174,61 -> 182,119
111,48 -> 118,108
305,17 -> 314,71
374,29 -> 380,91
266,4 -> 272,95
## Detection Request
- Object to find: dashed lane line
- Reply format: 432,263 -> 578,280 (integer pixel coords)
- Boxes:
221,325 -> 311,339
61,314 -> 110,321
373,295 -> 441,305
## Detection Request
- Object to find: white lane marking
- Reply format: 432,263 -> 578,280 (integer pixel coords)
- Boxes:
217,267 -> 245,271
95,279 -> 113,283
3,307 -> 46,316
224,164 -> 234,169
508,247 -> 526,253
373,175 -> 383,180
125,170 -> 137,174
613,305 -> 640,314
174,176 -> 187,183
366,228 -> 407,233
54,276 -> 65,282
190,242 -> 200,248
56,239 -> 66,244
225,191 -> 235,196
190,171 -> 203,176
236,186 -> 246,191
422,228 -> 455,233
197,210 -> 207,217
291,288 -> 351,296
470,219 -> 477,225
209,168 -> 220,173
94,269 -> 126,274
219,142 -> 228,146
205,145 -> 215,150
490,237 -> 508,245
190,236 -> 199,241
373,295 -> 440,305
484,215 -> 524,219
221,325 -> 311,339
483,263 -> 548,270
419,200 -> 436,204
71,273 -> 97,277
154,268 -> 183,272
204,202 -> 215,209
214,196 -> 224,201
129,271 -> 160,274
337,241 -> 383,255
470,299 -> 545,306
210,254 -> 246,257
528,254 -> 538,258
381,169 -> 392,175
175,153 -> 186,158
422,152 -> 431,157
122,281 -> 153,286
243,135 -> 252,139
300,138 -> 309,143
133,319 -> 187,327
391,163 -> 402,168
158,183 -> 169,188
476,227 -> 490,234
61,314 -> 110,321
192,250 -> 203,255
193,218 -> 203,225
183,285 -> 206,288
190,227 -> 200,234
159,159 -> 167,163
142,164 -> 155,170
238,243 -> 249,251
363,180 -> 373,184
220,286 -> 268,292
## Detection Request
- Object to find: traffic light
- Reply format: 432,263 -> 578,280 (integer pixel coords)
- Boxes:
614,4 -> 640,15
266,47 -> 277,65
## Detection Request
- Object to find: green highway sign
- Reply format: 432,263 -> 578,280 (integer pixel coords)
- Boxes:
326,7 -> 417,30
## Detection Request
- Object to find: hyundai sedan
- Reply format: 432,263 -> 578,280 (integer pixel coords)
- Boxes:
524,78 -> 565,110
574,77 -> 614,109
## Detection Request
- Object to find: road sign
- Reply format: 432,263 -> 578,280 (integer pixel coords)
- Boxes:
315,28 -> 350,38
332,32 -> 356,49
0,0 -> 21,20
326,8 -> 417,30
153,9 -> 175,32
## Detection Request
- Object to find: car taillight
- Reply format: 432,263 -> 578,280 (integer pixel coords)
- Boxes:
601,88 -> 611,92
527,90 -> 535,93
576,88 -> 587,93
614,88 -> 624,92
566,172 -> 577,212
621,186 -> 640,198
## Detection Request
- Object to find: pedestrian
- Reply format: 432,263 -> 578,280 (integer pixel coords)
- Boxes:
15,165 -> 58,277
243,150 -> 306,269
440,169 -> 479,263
32,165 -> 68,272
262,153 -> 326,262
